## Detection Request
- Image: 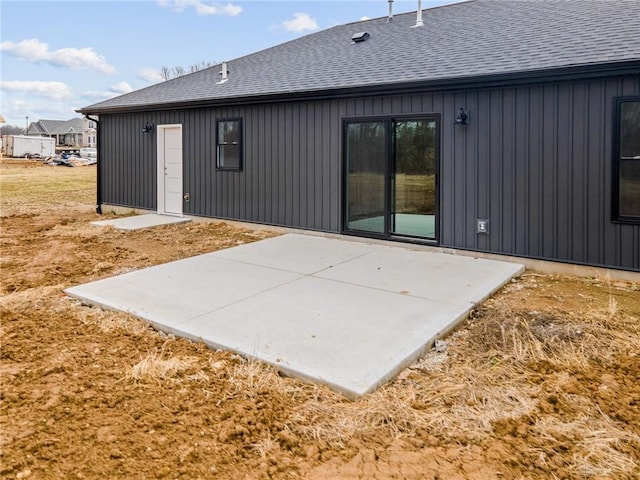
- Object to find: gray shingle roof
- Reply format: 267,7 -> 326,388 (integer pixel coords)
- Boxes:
81,0 -> 640,113
31,118 -> 84,134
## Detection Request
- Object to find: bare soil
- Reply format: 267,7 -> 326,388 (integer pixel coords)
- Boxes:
1,158 -> 639,479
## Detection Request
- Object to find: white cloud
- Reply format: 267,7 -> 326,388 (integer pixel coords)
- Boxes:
82,90 -> 113,100
83,80 -> 134,100
82,81 -> 134,100
136,67 -> 165,83
0,80 -> 73,101
158,0 -> 242,16
282,12 -> 319,33
110,81 -> 133,94
360,16 -> 371,21
2,98 -> 82,126
0,39 -> 115,74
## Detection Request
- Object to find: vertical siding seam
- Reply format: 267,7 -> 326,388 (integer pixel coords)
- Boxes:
523,88 -> 528,255
553,85 -> 559,259
615,82 -> 621,267
551,85 -> 560,256
282,105 -> 287,225
538,87 -> 544,256
471,91 -> 478,249
510,90 -> 515,254
321,105 -> 326,229
536,87 -> 542,257
539,88 -> 545,258
503,90 -> 508,253
599,82 -> 606,265
331,101 -> 336,231
317,105 -> 322,229
460,93 -> 466,247
568,84 -> 574,260
584,84 -> 590,263
491,89 -> 495,252
527,87 -> 532,255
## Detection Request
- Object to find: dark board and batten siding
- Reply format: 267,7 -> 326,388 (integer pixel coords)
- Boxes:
102,103 -> 343,232
100,75 -> 640,271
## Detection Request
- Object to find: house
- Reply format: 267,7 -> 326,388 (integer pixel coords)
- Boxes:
78,0 -> 640,272
27,118 -> 97,147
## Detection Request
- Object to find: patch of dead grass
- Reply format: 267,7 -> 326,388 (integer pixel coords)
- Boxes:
127,344 -> 199,382
287,275 -> 640,478
533,410 -> 640,477
74,304 -> 150,335
0,285 -> 66,311
0,161 -> 96,209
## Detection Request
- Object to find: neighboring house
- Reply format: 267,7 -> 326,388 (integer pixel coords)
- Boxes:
79,0 -> 640,272
27,118 -> 97,147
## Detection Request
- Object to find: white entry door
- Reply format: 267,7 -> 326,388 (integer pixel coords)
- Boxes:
157,124 -> 183,216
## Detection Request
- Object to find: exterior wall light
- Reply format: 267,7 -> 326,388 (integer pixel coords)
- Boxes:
454,107 -> 469,125
142,122 -> 154,133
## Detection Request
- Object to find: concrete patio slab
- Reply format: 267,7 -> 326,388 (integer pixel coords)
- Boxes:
92,214 -> 191,231
315,247 -> 523,306
65,234 -> 524,399
180,276 -> 470,394
214,234 -> 378,275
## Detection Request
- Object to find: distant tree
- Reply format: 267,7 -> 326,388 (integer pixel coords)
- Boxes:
160,61 -> 215,81
159,65 -> 172,81
189,61 -> 213,73
0,124 -> 25,136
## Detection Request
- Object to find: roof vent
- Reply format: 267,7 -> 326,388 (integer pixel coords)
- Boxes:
387,0 -> 393,22
412,0 -> 424,28
216,62 -> 229,84
351,32 -> 370,43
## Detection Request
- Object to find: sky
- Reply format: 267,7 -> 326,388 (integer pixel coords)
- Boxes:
0,0 -> 463,127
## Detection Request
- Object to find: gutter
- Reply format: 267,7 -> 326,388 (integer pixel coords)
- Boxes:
85,115 -> 101,214
77,60 -> 640,115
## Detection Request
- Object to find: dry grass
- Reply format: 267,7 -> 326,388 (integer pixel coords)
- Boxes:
533,412 -> 640,477
0,286 -> 152,337
226,355 -> 293,398
284,278 -> 640,478
0,285 -> 65,311
75,306 -> 151,335
33,272 -> 635,478
290,362 -> 540,447
1,162 -> 96,216
251,431 -> 278,460
127,344 -> 199,382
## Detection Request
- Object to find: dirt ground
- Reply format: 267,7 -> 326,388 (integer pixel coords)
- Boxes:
1,158 -> 639,480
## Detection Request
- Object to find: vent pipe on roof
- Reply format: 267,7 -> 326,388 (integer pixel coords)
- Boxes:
387,0 -> 393,22
412,0 -> 424,28
217,62 -> 228,84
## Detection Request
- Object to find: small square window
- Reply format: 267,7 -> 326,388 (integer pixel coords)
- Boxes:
613,97 -> 640,223
216,119 -> 242,170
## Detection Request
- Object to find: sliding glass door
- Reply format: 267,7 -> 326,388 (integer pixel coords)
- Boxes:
345,117 -> 438,241
391,119 -> 437,238
345,121 -> 387,234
